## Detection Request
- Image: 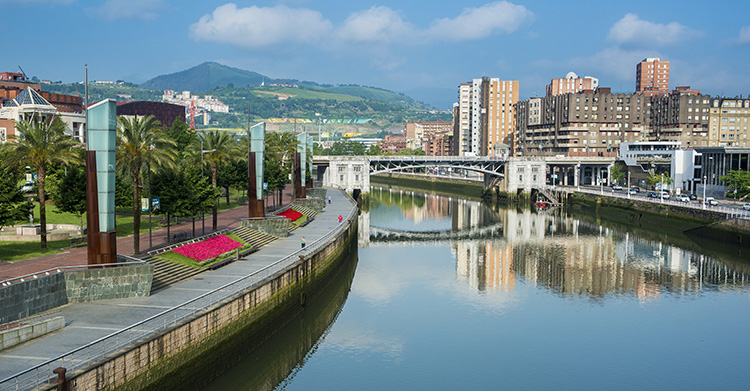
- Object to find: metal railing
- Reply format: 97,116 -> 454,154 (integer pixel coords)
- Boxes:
570,187 -> 750,220
0,188 -> 357,391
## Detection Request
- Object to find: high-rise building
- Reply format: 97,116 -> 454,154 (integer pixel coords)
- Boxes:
636,57 -> 670,95
648,87 -> 709,146
452,77 -> 519,156
546,72 -> 599,96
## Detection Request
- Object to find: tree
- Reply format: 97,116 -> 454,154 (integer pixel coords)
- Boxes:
195,131 -> 239,231
396,147 -> 426,156
610,162 -> 626,185
647,171 -> 673,189
116,115 -> 176,254
720,170 -> 750,199
50,163 -> 87,234
4,115 -> 79,248
0,167 -> 33,231
166,118 -> 195,152
366,144 -> 384,156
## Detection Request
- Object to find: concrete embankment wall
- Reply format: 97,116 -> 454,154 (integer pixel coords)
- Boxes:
372,173 -> 483,198
63,218 -> 358,391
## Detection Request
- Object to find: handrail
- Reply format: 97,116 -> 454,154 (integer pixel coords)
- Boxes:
0,259 -> 147,287
0,188 -> 357,391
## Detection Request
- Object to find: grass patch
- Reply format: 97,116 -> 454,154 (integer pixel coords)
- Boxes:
155,233 -> 251,269
291,215 -> 308,227
0,239 -> 72,262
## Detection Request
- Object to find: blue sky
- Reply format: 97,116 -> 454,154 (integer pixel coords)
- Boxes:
2,0 -> 750,108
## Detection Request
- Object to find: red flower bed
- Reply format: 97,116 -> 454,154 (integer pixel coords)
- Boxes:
277,209 -> 303,221
172,235 -> 242,262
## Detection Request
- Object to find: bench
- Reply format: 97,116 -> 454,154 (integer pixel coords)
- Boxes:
70,237 -> 87,248
206,247 -> 259,270
172,232 -> 191,243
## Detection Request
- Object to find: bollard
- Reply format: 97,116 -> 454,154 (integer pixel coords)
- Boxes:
53,367 -> 68,391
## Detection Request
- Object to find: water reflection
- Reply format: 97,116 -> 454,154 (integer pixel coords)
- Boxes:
365,186 -> 750,302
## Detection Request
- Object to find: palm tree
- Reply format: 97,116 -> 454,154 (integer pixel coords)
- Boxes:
195,131 -> 239,231
4,114 -> 79,249
116,115 -> 176,254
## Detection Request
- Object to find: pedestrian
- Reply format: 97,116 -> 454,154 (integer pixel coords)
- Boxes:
301,236 -> 306,248
338,215 -> 343,224
328,196 -> 331,204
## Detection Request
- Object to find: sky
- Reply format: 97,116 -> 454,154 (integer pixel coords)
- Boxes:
2,0 -> 750,109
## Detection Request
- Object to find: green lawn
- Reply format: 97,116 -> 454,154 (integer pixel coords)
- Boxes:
291,215 -> 308,227
0,239 -> 72,263
29,202 -> 162,237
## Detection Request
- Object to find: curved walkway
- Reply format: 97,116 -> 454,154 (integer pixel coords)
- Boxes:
0,187 -> 356,386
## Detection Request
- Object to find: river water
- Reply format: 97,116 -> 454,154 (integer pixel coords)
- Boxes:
206,186 -> 750,390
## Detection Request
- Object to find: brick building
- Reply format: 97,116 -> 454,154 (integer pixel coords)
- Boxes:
546,72 -> 599,97
636,57 -> 670,96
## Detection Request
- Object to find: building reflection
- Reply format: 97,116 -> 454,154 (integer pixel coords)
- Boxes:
367,186 -> 750,301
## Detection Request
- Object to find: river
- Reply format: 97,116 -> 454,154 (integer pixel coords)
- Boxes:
206,186 -> 750,390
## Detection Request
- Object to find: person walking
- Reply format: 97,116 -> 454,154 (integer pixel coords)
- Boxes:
338,215 -> 343,224
301,236 -> 306,248
328,196 -> 331,204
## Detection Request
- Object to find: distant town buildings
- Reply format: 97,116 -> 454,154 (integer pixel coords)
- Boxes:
546,72 -> 599,97
403,121 -> 452,155
707,97 -> 750,147
378,134 -> 407,154
636,57 -> 670,96
162,90 -> 229,114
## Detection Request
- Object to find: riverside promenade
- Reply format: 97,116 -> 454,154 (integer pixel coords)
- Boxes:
0,188 -> 357,387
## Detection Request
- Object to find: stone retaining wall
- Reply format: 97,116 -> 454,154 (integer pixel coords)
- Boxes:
0,316 -> 65,351
306,188 -> 327,199
0,264 -> 154,324
241,218 -> 290,238
295,198 -> 325,213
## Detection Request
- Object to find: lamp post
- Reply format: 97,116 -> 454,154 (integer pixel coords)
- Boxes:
200,139 -> 217,235
702,175 -> 707,209
627,171 -> 631,199
660,173 -> 664,203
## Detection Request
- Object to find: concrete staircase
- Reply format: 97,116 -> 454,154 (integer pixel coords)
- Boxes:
536,188 -> 562,205
232,226 -> 279,247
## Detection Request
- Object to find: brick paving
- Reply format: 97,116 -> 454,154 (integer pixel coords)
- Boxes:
0,187 -> 294,282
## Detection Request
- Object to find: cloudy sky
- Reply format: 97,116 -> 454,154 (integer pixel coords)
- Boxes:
2,0 -> 749,108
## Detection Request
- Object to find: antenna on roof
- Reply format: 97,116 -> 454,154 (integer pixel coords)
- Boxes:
18,66 -> 28,81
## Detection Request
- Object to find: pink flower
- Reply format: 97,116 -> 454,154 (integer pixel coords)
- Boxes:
276,209 -> 303,221
172,235 -> 243,262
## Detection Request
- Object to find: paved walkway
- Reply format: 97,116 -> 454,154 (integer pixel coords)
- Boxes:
0,187 -> 356,383
0,189 -> 294,282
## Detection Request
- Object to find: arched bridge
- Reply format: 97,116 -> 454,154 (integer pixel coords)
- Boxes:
369,156 -> 507,177
370,223 -> 505,243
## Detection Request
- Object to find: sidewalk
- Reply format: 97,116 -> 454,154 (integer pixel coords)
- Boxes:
0,187 -> 355,383
0,188 -> 294,282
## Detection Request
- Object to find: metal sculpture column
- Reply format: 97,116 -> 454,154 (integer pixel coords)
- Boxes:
86,100 -> 117,264
306,135 -> 314,189
248,122 -> 265,218
295,132 -> 307,199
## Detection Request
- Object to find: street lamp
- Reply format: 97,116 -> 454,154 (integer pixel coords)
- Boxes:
627,171 -> 631,199
702,175 -> 707,209
200,139 -> 217,235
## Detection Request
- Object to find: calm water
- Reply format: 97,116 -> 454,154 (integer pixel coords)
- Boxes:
206,187 -> 750,391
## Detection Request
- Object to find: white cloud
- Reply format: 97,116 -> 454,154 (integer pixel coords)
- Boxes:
337,6 -> 415,43
190,3 -> 333,49
425,1 -> 533,42
608,14 -> 699,48
86,0 -> 165,21
737,26 -> 750,45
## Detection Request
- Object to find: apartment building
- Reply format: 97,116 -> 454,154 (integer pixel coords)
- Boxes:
516,88 -> 648,157
404,121 -> 452,150
452,77 -> 519,157
546,72 -> 599,96
636,57 -> 670,96
648,87 -> 710,147
707,97 -> 750,147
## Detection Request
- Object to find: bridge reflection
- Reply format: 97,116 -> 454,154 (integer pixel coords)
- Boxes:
362,186 -> 750,301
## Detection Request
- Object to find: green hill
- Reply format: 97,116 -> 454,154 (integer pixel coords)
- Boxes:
139,62 -> 268,91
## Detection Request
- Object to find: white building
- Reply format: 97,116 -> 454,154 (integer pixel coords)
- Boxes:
0,87 -> 86,141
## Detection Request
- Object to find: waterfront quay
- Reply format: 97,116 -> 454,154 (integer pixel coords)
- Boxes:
0,188 -> 357,391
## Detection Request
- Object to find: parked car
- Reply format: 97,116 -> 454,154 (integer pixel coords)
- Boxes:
631,186 -> 641,193
678,195 -> 690,203
744,203 -> 750,210
611,184 -> 623,190
659,191 -> 670,199
687,193 -> 698,200
647,191 -> 658,198
20,182 -> 34,193
705,197 -> 718,206
628,188 -> 638,195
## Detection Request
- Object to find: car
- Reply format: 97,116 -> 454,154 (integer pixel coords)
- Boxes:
611,185 -> 623,190
678,195 -> 690,203
659,191 -> 670,199
744,203 -> 750,211
628,188 -> 638,195
705,197 -> 719,206
647,191 -> 658,198
630,186 -> 641,193
687,193 -> 698,200
20,182 -> 34,193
